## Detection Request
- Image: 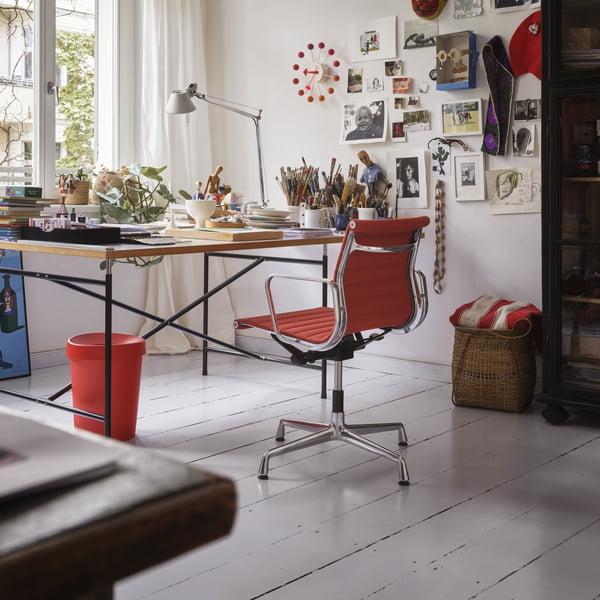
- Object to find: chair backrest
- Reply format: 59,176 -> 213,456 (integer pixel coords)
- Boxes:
333,217 -> 430,336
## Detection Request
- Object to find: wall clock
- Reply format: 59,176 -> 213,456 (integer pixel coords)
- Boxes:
292,42 -> 341,103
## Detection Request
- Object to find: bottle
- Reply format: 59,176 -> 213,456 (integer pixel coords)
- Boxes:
56,193 -> 69,218
0,274 -> 18,333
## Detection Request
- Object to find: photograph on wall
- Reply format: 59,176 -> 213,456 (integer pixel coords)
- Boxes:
348,16 -> 397,62
453,152 -> 486,201
391,121 -> 407,143
402,109 -> 431,132
490,0 -> 540,13
347,68 -> 363,93
441,98 -> 483,136
513,99 -> 540,121
392,77 -> 412,94
403,19 -> 437,49
486,167 -> 541,214
454,0 -> 483,18
385,59 -> 403,76
0,250 -> 30,380
363,63 -> 385,92
341,99 -> 387,144
512,123 -> 536,157
387,149 -> 427,209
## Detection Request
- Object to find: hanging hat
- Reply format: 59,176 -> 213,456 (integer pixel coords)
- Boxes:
411,0 -> 447,20
509,10 -> 542,79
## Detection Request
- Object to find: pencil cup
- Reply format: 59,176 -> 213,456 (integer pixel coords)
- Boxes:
357,208 -> 376,220
304,208 -> 327,228
287,205 -> 303,226
334,214 -> 350,232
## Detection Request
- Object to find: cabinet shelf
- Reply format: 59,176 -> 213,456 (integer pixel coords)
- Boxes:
562,294 -> 600,304
564,176 -> 600,182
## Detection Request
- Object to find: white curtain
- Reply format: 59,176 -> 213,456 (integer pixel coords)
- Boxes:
135,0 -> 235,353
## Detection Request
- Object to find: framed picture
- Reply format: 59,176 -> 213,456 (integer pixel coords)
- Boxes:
403,19 -> 437,49
0,250 -> 31,380
454,152 -> 485,201
486,167 -> 541,214
348,16 -> 397,62
387,148 -> 428,210
441,98 -> 483,136
490,0 -> 540,13
341,98 -> 387,144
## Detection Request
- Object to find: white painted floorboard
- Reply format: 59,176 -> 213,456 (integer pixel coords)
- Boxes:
2,352 -> 600,600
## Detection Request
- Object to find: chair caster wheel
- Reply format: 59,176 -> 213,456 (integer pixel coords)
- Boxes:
275,437 -> 284,442
399,480 -> 410,486
399,441 -> 408,447
258,474 -> 269,480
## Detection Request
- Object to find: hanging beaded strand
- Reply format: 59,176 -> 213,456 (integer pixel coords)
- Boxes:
433,179 -> 446,294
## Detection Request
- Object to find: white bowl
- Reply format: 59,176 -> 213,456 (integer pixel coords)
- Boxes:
185,198 -> 216,229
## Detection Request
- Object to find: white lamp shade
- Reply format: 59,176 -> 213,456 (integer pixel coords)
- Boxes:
166,90 -> 197,114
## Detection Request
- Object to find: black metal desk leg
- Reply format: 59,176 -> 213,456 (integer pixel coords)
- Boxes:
104,263 -> 113,437
202,253 -> 209,376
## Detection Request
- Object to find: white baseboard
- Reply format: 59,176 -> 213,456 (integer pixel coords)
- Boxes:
234,335 -> 452,383
30,350 -> 69,371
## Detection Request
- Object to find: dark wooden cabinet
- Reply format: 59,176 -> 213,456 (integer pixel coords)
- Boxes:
538,0 -> 600,423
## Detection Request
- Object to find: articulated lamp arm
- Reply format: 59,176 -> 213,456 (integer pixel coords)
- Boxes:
167,83 -> 267,207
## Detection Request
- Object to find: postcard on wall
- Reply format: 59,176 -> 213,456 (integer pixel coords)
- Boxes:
0,250 -> 30,380
441,98 -> 483,136
385,59 -> 403,76
392,77 -> 412,94
403,19 -> 437,49
486,167 -> 541,214
391,121 -> 407,143
513,99 -> 540,121
490,0 -> 540,13
454,0 -> 483,18
347,68 -> 363,93
341,99 -> 387,144
387,149 -> 428,209
348,16 -> 397,62
512,123 -> 536,157
403,109 -> 431,132
363,63 -> 385,92
454,152 -> 486,201
430,139 -> 453,178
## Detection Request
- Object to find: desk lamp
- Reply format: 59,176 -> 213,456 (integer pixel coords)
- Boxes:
166,83 -> 268,207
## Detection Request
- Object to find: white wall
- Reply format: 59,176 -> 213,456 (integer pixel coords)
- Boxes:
203,0 -> 542,367
26,1 -> 541,370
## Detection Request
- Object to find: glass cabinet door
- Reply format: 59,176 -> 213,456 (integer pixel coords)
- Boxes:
559,95 -> 600,389
558,0 -> 600,74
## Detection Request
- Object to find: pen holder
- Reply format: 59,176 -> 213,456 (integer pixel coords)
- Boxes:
334,213 -> 350,232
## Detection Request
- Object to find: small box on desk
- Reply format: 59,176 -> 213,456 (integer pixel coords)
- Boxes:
21,225 -> 121,245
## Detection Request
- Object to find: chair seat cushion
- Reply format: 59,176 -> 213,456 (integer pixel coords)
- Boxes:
235,307 -> 335,344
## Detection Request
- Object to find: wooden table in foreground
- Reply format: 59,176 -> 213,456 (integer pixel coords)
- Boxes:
0,412 -> 236,600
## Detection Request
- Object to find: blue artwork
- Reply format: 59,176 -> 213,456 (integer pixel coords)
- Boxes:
0,250 -> 30,379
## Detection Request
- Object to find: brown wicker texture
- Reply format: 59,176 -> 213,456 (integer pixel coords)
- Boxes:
65,181 -> 90,205
451,325 -> 536,413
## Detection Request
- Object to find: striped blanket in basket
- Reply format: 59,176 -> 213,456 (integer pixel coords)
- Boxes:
449,295 -> 542,353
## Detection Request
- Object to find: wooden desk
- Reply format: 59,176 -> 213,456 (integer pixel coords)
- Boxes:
0,410 -> 236,600
0,233 -> 342,435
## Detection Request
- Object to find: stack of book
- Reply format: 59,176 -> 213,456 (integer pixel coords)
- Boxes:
0,185 -> 46,239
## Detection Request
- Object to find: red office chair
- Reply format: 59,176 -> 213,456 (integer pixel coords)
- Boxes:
235,217 -> 430,484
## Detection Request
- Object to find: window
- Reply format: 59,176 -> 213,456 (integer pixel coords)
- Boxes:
0,0 -> 119,194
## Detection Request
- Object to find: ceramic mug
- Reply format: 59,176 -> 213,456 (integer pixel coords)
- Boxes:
304,208 -> 327,228
357,207 -> 376,220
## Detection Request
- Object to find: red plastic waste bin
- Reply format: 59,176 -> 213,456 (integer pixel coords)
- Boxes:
66,333 -> 146,441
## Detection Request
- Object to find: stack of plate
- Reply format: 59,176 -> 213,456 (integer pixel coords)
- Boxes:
244,208 -> 299,228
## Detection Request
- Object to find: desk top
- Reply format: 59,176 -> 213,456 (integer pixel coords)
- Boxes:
0,410 -> 236,598
0,232 -> 342,260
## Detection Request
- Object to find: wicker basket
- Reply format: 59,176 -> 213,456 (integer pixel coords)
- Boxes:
65,181 -> 90,205
451,325 -> 536,413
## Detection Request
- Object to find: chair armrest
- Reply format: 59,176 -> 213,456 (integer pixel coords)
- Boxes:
265,273 -> 346,351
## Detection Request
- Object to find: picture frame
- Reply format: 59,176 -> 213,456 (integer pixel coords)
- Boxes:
348,16 -> 397,62
441,98 -> 483,136
454,152 -> 485,201
0,250 -> 31,380
490,0 -> 540,13
403,19 -> 437,49
341,98 -> 388,144
387,148 -> 428,210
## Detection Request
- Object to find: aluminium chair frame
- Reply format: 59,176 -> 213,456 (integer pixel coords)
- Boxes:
247,221 -> 428,485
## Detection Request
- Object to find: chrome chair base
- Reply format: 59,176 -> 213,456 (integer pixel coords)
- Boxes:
258,411 -> 410,485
